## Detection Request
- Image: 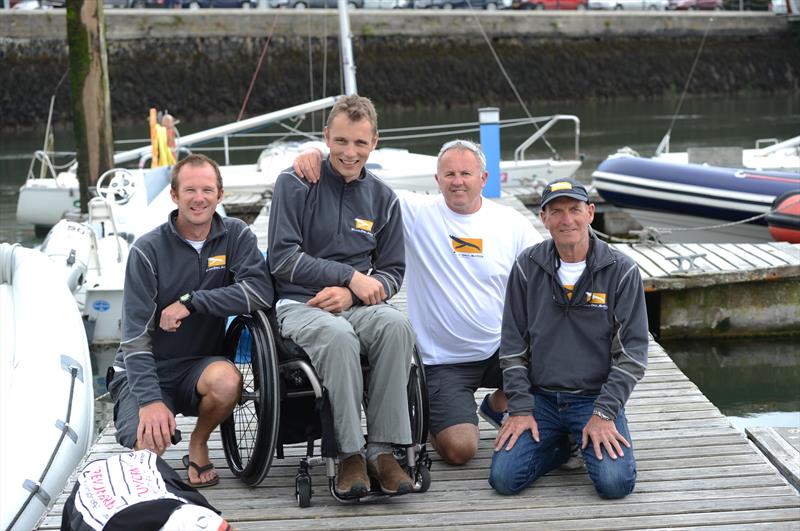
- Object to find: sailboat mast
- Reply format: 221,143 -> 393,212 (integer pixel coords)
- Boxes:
337,0 -> 358,95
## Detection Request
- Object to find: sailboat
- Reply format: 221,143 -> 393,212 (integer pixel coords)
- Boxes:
16,8 -> 581,234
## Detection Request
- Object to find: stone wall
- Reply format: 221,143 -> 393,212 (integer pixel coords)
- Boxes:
2,11 -> 798,129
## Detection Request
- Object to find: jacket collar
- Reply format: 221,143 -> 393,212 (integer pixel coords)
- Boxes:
167,209 -> 226,243
530,230 -> 615,275
323,157 -> 367,186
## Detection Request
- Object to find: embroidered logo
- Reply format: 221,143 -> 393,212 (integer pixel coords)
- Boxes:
207,255 -> 226,271
449,235 -> 483,256
587,292 -> 607,305
352,218 -> 375,235
550,181 -> 573,191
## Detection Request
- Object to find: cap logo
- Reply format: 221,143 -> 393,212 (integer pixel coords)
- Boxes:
550,181 -> 573,191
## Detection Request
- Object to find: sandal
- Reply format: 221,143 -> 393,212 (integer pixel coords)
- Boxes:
182,454 -> 219,488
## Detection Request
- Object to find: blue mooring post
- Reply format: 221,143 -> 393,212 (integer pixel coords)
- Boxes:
479,107 -> 501,198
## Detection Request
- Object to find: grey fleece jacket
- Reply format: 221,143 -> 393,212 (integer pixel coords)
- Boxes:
113,211 -> 273,407
268,159 -> 405,303
500,232 -> 648,419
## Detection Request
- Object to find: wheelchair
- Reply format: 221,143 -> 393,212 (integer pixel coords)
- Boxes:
219,309 -> 432,507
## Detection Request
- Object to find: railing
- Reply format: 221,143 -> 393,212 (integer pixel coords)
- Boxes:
513,114 -> 581,162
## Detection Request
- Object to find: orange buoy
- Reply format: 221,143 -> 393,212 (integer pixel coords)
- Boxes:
766,190 -> 800,244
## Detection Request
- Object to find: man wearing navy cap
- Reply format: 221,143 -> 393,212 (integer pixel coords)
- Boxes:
489,177 -> 649,499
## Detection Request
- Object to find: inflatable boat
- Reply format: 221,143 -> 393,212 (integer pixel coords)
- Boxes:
0,243 -> 94,531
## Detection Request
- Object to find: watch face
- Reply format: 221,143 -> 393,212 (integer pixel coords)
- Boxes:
180,293 -> 191,303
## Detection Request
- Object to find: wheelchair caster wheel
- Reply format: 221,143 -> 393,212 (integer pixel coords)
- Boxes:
417,465 -> 431,493
296,474 -> 312,508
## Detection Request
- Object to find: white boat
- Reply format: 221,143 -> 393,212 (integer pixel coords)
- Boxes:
39,166 -> 186,347
653,135 -> 800,173
0,243 -> 94,531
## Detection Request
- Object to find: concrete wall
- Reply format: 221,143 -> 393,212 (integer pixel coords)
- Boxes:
2,11 -> 798,128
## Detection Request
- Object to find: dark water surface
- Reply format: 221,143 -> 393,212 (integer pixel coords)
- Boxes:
2,93 -> 798,431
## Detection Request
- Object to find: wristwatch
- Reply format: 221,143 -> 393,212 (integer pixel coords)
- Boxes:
592,408 -> 614,421
179,292 -> 196,314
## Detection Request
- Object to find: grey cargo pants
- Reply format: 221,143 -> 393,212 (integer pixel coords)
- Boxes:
276,302 -> 414,454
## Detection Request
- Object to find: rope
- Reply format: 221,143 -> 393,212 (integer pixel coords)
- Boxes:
307,12 -> 315,127
237,14 -> 281,122
657,17 -> 714,152
461,0 -> 559,159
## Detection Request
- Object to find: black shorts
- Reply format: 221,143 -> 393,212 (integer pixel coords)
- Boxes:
424,351 -> 502,436
109,356 -> 230,448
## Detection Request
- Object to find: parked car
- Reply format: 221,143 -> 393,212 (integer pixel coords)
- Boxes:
283,0 -> 364,7
588,0 -> 667,8
511,0 -> 587,8
415,0 -> 509,8
668,0 -> 722,8
180,0 -> 259,6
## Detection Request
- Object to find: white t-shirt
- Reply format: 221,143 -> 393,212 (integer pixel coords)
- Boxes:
557,259 -> 586,300
399,192 -> 542,365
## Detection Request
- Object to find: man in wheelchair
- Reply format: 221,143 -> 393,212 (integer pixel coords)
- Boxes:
268,95 -> 416,499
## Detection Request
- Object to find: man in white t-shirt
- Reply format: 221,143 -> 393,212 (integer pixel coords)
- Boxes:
293,139 -> 540,465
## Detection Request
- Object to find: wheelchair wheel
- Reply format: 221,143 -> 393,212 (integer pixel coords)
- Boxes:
220,310 -> 280,486
407,348 -> 429,446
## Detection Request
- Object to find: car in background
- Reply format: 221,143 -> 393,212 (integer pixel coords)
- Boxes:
282,0 -> 402,7
511,0 -> 587,8
180,0 -> 259,6
588,0 -> 667,8
668,0 -> 722,8
414,0 -> 509,8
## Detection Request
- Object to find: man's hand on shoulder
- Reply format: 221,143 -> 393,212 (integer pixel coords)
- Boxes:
582,414 -> 630,461
494,414 -> 539,452
307,286 -> 353,314
349,271 -> 386,306
159,300 -> 190,332
292,147 -> 324,183
137,401 -> 176,455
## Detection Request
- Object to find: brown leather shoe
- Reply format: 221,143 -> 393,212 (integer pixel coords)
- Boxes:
367,454 -> 413,495
336,454 -> 369,499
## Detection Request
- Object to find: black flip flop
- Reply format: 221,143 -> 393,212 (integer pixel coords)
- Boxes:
182,454 -> 220,488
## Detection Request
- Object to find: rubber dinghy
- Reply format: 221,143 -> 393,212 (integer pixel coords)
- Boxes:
0,243 -> 94,531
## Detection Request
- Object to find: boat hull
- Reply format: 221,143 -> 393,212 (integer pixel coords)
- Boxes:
592,155 -> 800,223
0,244 -> 94,531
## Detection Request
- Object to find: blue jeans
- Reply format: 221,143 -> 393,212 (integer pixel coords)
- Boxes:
489,391 -> 636,499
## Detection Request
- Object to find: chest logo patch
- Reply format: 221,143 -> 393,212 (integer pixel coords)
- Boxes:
450,235 -> 483,256
207,255 -> 226,270
587,292 -> 607,305
353,218 -> 374,234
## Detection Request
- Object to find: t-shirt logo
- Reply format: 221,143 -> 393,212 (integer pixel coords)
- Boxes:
207,255 -> 226,270
353,218 -> 374,234
449,235 -> 483,255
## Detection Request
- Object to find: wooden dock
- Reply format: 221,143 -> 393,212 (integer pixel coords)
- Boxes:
38,195 -> 800,529
38,338 -> 800,529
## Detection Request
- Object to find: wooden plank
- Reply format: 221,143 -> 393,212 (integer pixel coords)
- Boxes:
766,242 -> 800,264
611,244 -> 668,278
680,243 -> 734,272
739,243 -> 791,268
701,244 -> 759,270
672,243 -> 720,271
747,426 -> 800,491
726,243 -> 771,268
630,244 -> 684,276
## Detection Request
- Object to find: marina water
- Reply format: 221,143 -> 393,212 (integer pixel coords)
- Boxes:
1,93 -> 798,432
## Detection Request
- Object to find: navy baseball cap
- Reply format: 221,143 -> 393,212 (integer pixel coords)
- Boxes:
540,178 -> 589,208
